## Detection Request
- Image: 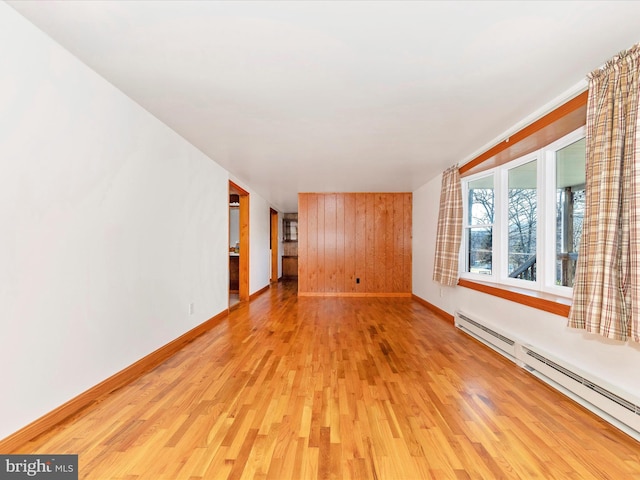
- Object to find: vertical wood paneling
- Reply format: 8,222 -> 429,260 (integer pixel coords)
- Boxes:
374,194 -> 386,292
298,192 -> 412,295
355,194 -> 367,294
324,194 -> 336,293
403,193 -> 412,293
336,194 -> 345,292
316,195 -> 325,292
365,194 -> 376,293
298,194 -> 308,293
393,194 -> 404,293
307,194 -> 318,293
344,194 -> 356,292
385,195 -> 394,293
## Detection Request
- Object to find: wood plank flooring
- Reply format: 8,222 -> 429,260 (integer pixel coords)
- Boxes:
13,281 -> 640,479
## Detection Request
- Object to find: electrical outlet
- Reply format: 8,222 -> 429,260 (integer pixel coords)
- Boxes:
439,288 -> 444,298
189,303 -> 194,315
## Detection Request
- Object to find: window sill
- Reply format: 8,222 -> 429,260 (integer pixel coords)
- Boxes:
457,278 -> 571,317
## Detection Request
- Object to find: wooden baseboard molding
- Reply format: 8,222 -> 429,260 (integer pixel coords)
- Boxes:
250,284 -> 270,300
298,292 -> 412,298
412,294 -> 455,323
0,309 -> 228,453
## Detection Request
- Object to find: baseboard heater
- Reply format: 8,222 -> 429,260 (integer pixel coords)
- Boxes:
454,312 -> 518,361
455,311 -> 640,442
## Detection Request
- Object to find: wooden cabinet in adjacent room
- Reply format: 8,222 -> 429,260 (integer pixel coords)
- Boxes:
282,212 -> 298,279
229,254 -> 239,292
282,255 -> 298,278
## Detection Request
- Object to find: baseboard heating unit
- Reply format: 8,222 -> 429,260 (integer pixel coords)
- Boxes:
455,311 -> 640,442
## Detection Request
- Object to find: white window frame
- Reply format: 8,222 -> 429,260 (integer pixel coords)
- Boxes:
462,170 -> 496,281
499,151 -> 541,290
543,126 -> 586,297
460,126 -> 586,299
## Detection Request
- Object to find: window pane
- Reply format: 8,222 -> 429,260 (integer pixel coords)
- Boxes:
508,160 -> 537,281
556,138 -> 586,287
468,227 -> 492,274
468,176 -> 494,225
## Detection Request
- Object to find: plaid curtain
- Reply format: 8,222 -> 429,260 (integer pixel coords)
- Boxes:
433,166 -> 463,286
568,44 -> 640,342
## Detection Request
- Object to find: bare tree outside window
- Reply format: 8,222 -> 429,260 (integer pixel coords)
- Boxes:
508,160 -> 537,281
508,187 -> 537,280
461,129 -> 585,293
466,176 -> 494,274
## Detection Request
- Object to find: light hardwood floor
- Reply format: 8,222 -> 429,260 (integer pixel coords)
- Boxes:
14,281 -> 640,479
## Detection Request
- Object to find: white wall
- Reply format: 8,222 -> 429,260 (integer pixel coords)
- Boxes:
413,173 -> 457,312
0,4 -> 236,440
412,170 -> 640,403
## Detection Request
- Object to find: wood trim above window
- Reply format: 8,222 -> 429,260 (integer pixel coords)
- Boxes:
458,279 -> 571,317
460,90 -> 588,177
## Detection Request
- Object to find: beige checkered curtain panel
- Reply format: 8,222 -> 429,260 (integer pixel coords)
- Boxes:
568,44 -> 640,342
433,166 -> 463,286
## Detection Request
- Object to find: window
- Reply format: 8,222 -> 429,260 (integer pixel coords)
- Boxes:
553,137 -> 585,288
507,159 -> 537,281
466,175 -> 494,275
461,127 -> 585,297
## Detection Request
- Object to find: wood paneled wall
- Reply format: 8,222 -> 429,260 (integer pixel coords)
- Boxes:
298,193 -> 412,296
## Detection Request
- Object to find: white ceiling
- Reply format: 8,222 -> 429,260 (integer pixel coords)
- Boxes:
7,1 -> 640,212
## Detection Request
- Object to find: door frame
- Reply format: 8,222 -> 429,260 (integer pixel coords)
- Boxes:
270,208 -> 279,283
229,181 -> 250,302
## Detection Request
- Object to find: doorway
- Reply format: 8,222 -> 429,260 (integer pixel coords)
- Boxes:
270,208 -> 279,283
229,181 -> 249,307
